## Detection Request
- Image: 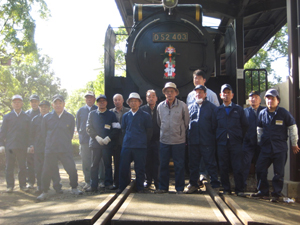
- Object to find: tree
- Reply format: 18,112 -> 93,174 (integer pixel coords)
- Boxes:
0,0 -> 50,64
244,24 -> 287,95
0,53 -> 66,118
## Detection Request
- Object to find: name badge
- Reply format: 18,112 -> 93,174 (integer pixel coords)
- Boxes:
104,124 -> 111,129
275,120 -> 283,125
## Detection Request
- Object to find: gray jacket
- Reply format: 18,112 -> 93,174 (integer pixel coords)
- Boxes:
157,98 -> 190,145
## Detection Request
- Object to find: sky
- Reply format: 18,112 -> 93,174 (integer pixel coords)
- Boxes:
33,0 -> 124,94
32,1 -> 288,94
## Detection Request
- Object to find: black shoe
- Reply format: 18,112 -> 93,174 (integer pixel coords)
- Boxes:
85,187 -> 97,193
222,191 -> 232,195
251,191 -> 269,199
56,189 -> 63,194
108,185 -> 118,190
270,196 -> 279,202
236,192 -> 246,197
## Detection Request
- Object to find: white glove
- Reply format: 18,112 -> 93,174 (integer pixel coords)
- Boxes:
102,136 -> 111,145
95,136 -> 104,145
0,146 -> 5,154
27,146 -> 34,153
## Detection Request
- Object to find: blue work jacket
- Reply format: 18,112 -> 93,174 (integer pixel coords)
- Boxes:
244,106 -> 265,146
140,104 -> 160,142
188,100 -> 217,146
86,109 -> 120,149
26,108 -> 40,120
0,110 -> 30,150
215,102 -> 249,146
122,109 -> 153,149
76,105 -> 97,144
30,114 -> 46,153
42,110 -> 75,153
258,106 -> 296,153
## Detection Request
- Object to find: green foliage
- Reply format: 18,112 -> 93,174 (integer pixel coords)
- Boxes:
72,138 -> 80,156
244,24 -> 287,95
0,0 -> 50,61
0,53 -> 67,118
114,27 -> 128,77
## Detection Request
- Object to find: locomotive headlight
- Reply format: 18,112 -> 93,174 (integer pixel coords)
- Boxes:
162,0 -> 178,9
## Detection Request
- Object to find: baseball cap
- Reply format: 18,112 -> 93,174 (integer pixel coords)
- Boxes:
194,85 -> 207,92
39,100 -> 50,107
220,84 -> 232,92
96,94 -> 107,102
265,89 -> 279,98
29,94 -> 40,101
52,94 -> 65,102
84,91 -> 95,97
12,95 -> 23,101
249,91 -> 260,97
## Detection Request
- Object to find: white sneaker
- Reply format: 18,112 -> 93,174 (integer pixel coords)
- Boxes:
98,182 -> 105,188
83,183 -> 91,190
185,184 -> 198,194
37,192 -> 49,201
71,188 -> 83,195
6,187 -> 13,193
200,174 -> 207,181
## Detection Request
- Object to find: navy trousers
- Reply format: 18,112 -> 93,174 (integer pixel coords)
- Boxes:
189,144 -> 220,188
145,140 -> 160,188
256,150 -> 287,197
217,142 -> 244,193
5,149 -> 27,188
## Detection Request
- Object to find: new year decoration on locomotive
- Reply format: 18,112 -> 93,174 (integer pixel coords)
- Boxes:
126,1 -> 214,97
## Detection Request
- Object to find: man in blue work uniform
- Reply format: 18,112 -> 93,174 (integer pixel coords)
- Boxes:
37,94 -> 82,201
0,95 -> 31,193
215,84 -> 248,196
29,100 -> 62,194
186,85 -> 220,194
109,94 -> 130,189
156,82 -> 190,194
141,90 -> 160,190
86,94 -> 120,192
242,91 -> 265,190
252,89 -> 300,201
76,91 -> 98,190
119,93 -> 153,193
25,94 -> 40,189
186,70 -> 220,186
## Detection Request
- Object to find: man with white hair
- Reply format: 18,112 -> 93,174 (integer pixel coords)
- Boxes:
110,94 -> 130,189
0,95 -> 31,193
118,92 -> 153,193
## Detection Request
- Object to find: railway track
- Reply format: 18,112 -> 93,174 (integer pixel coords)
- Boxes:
55,180 -> 258,225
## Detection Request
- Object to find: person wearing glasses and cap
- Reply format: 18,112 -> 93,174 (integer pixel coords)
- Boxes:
0,95 -> 31,193
156,82 -> 190,194
25,94 -> 40,189
86,94 -> 120,192
186,85 -> 220,194
118,92 -> 153,193
76,91 -> 98,190
29,100 -> 62,194
242,91 -> 265,191
252,89 -> 300,201
215,84 -> 248,196
37,94 -> 82,201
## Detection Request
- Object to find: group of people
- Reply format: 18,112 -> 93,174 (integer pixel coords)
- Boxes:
0,69 -> 299,202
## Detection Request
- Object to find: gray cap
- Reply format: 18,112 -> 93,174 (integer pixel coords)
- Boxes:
194,85 -> 207,93
12,95 -> 23,101
29,94 -> 39,101
265,89 -> 279,98
52,94 -> 64,102
220,84 -> 232,92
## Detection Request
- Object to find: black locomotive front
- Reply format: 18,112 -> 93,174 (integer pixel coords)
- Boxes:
125,4 -> 215,100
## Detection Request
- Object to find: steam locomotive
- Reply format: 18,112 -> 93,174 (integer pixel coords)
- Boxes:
105,3 -> 232,107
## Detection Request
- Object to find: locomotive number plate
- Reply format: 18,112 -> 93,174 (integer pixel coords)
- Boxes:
153,32 -> 188,42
